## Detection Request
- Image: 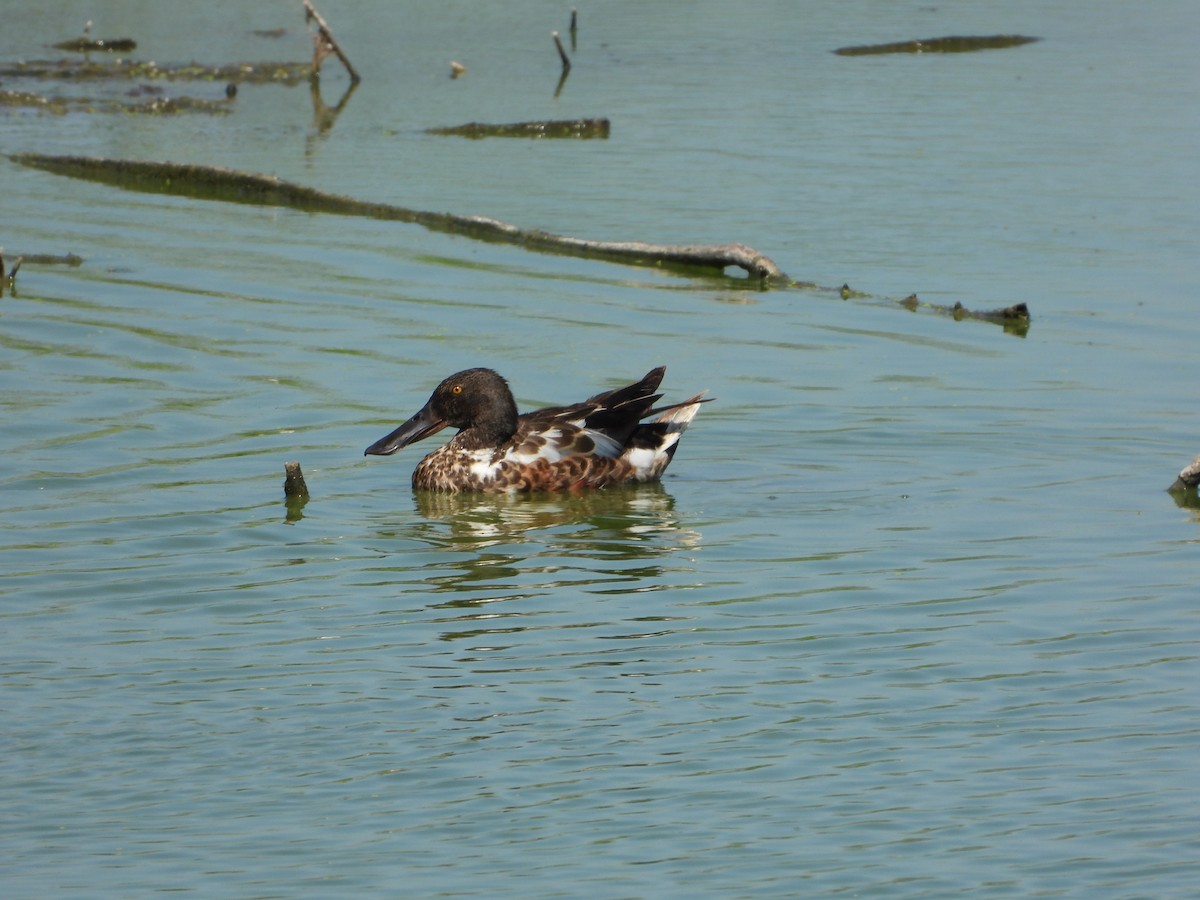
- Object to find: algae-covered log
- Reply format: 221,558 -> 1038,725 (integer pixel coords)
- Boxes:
54,37 -> 137,53
427,118 -> 609,139
10,153 -> 784,281
835,35 -> 1039,56
0,58 -> 311,85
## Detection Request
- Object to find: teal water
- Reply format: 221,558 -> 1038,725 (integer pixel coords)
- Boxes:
3,1 -> 1200,896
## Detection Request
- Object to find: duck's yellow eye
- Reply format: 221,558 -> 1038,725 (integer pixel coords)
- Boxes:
452,384 -> 463,395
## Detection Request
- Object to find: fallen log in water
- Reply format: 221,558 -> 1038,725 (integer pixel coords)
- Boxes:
835,35 -> 1039,56
10,153 -> 784,281
426,118 -> 610,139
9,154 -> 1032,329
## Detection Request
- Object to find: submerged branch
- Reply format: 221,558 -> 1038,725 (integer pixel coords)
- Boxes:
11,153 -> 784,281
9,157 -> 1032,328
838,284 -> 1030,333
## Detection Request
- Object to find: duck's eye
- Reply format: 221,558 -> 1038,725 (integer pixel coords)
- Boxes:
451,384 -> 463,395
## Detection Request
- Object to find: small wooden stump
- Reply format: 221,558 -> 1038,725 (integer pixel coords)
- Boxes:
1168,453 -> 1200,493
284,460 -> 310,499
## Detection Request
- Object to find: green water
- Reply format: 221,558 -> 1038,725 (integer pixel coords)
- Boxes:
3,0 -> 1200,896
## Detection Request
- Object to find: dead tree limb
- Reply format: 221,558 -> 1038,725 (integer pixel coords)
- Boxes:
552,31 -> 571,73
303,0 -> 361,84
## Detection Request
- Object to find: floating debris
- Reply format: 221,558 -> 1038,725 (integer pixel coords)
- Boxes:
427,118 -> 610,139
1,89 -> 67,113
54,37 -> 137,53
0,58 -> 312,85
835,35 -> 1039,56
2,84 -> 233,115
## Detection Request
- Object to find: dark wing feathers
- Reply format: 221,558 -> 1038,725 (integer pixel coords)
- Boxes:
575,366 -> 666,444
514,367 -> 667,449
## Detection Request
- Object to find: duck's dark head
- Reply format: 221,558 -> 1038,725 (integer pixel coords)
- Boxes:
364,368 -> 519,456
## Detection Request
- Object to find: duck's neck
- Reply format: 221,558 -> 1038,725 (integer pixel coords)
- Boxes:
458,400 -> 518,450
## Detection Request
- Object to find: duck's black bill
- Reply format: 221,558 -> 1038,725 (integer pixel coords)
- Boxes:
364,403 -> 447,456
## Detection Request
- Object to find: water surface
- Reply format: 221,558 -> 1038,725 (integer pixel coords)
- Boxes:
3,1 -> 1200,896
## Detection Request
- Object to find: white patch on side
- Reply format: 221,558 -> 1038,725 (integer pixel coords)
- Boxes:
468,448 -> 503,481
623,393 -> 707,478
624,445 -> 661,478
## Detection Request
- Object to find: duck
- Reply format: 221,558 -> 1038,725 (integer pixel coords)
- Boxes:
364,366 -> 707,493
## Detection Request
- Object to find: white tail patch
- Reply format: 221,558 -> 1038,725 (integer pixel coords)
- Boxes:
624,391 -> 708,479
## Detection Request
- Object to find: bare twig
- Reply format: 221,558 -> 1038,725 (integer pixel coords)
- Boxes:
303,0 -> 361,84
552,30 -> 571,72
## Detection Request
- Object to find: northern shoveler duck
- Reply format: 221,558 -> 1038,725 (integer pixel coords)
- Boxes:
364,366 -> 707,493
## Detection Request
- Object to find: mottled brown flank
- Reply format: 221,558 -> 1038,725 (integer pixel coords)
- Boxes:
517,434 -> 546,457
412,448 -> 649,494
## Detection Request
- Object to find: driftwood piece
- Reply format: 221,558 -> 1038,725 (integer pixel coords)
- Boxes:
11,153 -> 784,281
1168,454 -> 1200,493
835,35 -> 1039,56
426,118 -> 609,139
303,0 -> 361,84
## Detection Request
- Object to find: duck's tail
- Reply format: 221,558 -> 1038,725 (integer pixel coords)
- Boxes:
624,391 -> 710,480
